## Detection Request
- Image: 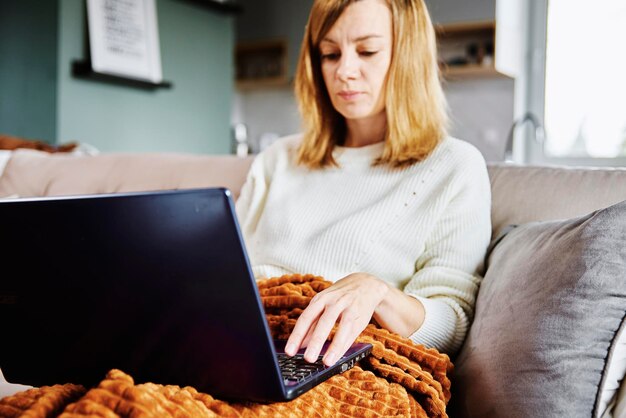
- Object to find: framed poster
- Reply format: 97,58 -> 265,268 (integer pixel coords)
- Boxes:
86,0 -> 163,83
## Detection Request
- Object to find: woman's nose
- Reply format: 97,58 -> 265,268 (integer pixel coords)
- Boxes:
336,52 -> 359,81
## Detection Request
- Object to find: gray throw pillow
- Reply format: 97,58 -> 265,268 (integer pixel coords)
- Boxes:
451,199 -> 626,417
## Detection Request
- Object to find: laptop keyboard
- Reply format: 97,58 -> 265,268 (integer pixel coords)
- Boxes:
277,353 -> 327,386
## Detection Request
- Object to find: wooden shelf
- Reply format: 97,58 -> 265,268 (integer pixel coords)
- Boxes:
435,20 -> 495,35
235,39 -> 288,90
441,64 -> 509,80
181,0 -> 242,14
435,21 -> 509,80
236,76 -> 291,91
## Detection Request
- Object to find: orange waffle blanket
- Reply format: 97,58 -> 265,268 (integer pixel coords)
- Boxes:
0,275 -> 453,418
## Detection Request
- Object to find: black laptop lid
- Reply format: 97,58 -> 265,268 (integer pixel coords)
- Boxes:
0,188 -> 285,401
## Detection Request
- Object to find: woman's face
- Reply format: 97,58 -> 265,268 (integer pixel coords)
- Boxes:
319,0 -> 393,123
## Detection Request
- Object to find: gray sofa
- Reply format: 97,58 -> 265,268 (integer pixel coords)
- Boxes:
0,148 -> 624,417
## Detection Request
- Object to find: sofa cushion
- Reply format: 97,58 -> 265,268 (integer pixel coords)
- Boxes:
0,149 -> 254,200
451,199 -> 626,418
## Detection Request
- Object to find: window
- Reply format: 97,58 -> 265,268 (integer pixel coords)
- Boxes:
544,0 -> 626,159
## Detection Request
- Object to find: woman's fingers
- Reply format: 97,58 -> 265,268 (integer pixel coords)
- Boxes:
300,317 -> 319,349
323,309 -> 368,366
302,295 -> 351,363
284,296 -> 325,356
286,274 -> 386,364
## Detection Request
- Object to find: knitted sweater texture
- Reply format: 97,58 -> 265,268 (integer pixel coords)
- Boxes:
235,135 -> 491,354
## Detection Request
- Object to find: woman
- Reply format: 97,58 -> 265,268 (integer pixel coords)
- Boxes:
236,0 -> 491,367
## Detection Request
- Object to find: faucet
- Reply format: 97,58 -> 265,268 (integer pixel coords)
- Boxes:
504,112 -> 546,163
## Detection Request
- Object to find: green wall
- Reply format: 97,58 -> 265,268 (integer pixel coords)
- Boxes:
57,0 -> 235,153
0,0 -> 234,153
0,1 -> 58,142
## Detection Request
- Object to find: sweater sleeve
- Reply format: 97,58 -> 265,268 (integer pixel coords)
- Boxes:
403,149 -> 492,355
235,153 -> 270,243
235,135 -> 302,239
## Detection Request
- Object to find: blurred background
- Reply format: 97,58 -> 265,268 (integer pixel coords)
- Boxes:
1,0 -> 624,165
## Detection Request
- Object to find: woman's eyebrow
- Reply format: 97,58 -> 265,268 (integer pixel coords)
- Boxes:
320,34 -> 383,44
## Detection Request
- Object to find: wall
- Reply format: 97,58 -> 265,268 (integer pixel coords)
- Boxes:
424,0 -> 495,24
429,0 -> 514,162
445,78 -> 514,161
0,1 -> 58,142
233,0 -> 515,162
237,0 -> 312,79
233,88 -> 302,152
233,0 -> 311,152
57,0 -> 235,154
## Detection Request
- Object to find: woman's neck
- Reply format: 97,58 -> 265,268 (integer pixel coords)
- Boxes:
343,112 -> 387,148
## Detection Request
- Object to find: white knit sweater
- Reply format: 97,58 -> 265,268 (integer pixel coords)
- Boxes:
235,135 -> 491,354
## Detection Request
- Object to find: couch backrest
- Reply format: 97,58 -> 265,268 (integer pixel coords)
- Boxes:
2,150 -> 626,239
488,164 -> 626,238
0,149 -> 254,201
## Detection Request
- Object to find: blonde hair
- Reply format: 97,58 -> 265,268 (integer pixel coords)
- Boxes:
294,0 -> 448,169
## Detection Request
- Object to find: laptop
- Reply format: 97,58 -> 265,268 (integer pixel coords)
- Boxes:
0,188 -> 372,402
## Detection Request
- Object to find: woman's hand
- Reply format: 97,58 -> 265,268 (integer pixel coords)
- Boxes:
284,273 -> 390,366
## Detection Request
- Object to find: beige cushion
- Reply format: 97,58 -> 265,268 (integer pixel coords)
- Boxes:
488,164 -> 626,239
0,149 -> 254,200
4,154 -> 626,234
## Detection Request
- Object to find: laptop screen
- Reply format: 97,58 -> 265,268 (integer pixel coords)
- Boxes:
0,188 -> 285,400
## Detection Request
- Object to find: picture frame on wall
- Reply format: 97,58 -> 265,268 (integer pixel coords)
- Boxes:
86,0 -> 163,84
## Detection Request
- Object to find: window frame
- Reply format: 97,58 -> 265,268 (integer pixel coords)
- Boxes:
514,0 -> 626,167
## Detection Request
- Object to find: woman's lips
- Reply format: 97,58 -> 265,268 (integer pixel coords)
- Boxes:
338,91 -> 362,100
